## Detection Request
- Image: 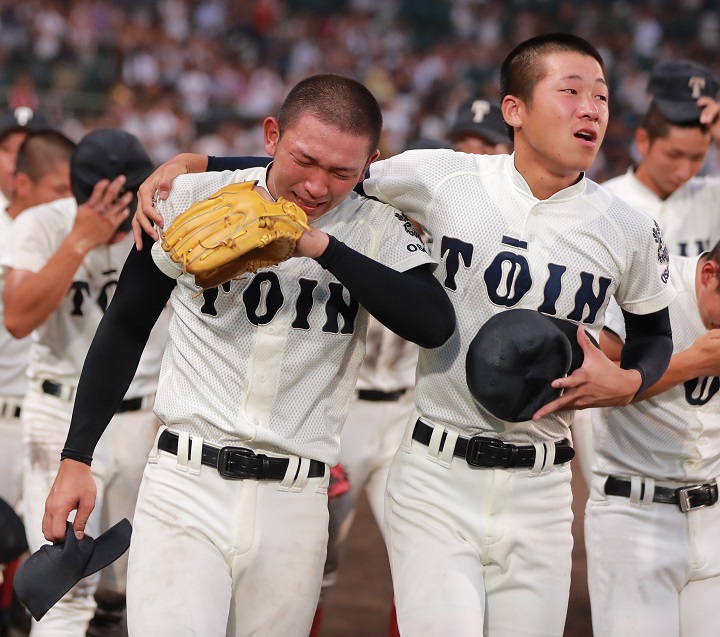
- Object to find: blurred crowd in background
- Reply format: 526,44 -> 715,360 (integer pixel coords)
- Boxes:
1,0 -> 719,180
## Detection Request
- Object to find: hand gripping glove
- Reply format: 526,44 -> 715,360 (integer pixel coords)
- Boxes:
160,180 -> 310,289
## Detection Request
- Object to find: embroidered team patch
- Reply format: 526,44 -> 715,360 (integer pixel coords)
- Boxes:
652,221 -> 670,283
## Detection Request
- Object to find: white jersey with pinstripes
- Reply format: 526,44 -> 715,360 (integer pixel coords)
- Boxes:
363,150 -> 677,444
603,168 -> 720,257
593,255 -> 720,482
0,197 -> 166,397
149,167 -> 434,466
0,208 -> 30,398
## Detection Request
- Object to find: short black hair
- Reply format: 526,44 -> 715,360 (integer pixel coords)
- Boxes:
640,101 -> 710,142
15,130 -> 75,183
277,74 -> 382,158
500,33 -> 606,140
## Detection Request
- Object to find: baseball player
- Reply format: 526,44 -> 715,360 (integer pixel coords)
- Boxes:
42,74 -> 455,637
574,60 -> 720,488
131,35 -> 676,636
587,242 -> 720,637
1,129 -> 166,637
603,60 -> 720,257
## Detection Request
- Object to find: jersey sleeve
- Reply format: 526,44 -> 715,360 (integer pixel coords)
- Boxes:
370,204 -> 435,273
613,208 -> 677,314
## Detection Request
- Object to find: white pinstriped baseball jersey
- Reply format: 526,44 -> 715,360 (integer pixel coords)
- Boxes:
0,197 -> 166,397
604,168 -> 720,256
149,167 -> 435,465
0,209 -> 30,398
593,255 -> 720,481
364,150 -> 677,444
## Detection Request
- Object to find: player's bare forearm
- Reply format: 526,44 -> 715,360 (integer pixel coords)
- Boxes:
43,459 -> 96,542
134,153 -> 209,249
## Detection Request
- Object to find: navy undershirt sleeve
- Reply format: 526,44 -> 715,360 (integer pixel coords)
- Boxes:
61,237 -> 176,465
619,307 -> 673,395
207,156 -> 271,172
315,236 -> 455,348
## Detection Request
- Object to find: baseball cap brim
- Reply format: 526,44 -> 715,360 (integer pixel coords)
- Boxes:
449,124 -> 510,147
653,97 -> 703,124
14,518 -> 132,621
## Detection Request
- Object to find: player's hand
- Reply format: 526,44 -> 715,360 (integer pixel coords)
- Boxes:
133,152 -> 209,250
42,459 -> 97,543
71,176 -> 133,254
532,326 -> 642,420
293,227 -> 329,259
680,329 -> 720,377
698,96 -> 720,142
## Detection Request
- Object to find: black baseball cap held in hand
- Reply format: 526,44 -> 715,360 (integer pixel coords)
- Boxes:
466,309 -> 596,423
648,60 -> 720,124
70,128 -> 154,234
14,518 -> 132,622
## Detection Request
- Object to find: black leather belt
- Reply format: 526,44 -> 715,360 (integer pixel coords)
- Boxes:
604,476 -> 719,513
357,388 -> 407,402
41,380 -> 146,413
158,430 -> 326,481
412,420 -> 574,469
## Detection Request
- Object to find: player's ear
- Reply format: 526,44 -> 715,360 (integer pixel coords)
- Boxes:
263,117 -> 280,157
12,171 -> 32,198
700,258 -> 720,289
501,95 -> 523,132
635,128 -> 650,157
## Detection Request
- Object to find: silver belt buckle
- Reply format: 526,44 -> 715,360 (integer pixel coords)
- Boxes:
677,484 -> 712,512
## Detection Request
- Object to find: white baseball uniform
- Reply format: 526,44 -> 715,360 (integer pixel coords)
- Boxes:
321,320 -> 418,602
587,255 -> 720,637
0,208 -> 30,512
125,167 -> 435,637
573,169 -> 720,486
362,150 -> 676,636
0,197 -> 167,637
604,168 -> 720,257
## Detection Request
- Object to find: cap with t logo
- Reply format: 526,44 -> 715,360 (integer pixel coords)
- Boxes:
449,98 -> 509,146
647,60 -> 720,123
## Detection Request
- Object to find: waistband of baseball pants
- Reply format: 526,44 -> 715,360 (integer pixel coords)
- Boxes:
604,475 -> 718,512
157,429 -> 326,481
39,379 -> 154,413
0,397 -> 22,419
411,419 -> 574,469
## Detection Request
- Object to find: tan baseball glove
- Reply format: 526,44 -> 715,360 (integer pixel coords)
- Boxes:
160,180 -> 310,289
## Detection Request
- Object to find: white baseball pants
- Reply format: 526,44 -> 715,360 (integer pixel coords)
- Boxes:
384,418 -> 574,637
586,473 -> 720,637
126,429 -> 330,637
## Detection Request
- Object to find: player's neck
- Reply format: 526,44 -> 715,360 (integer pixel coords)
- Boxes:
513,155 -> 583,200
633,164 -> 671,200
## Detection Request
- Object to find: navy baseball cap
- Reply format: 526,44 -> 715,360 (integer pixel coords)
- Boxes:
466,310 -> 597,423
648,60 -> 720,123
14,518 -> 132,621
0,107 -> 51,143
70,129 -> 154,233
449,98 -> 509,146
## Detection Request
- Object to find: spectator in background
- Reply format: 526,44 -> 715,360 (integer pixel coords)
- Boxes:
448,97 -> 512,155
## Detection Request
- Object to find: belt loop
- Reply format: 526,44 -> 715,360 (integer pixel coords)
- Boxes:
426,424 -> 445,462
541,441 -> 556,475
629,476 -> 643,506
291,457 -> 310,492
176,431 -> 190,472
529,442 -> 545,476
641,477 -> 655,507
279,456 -> 300,491
438,429 -> 458,468
188,435 -> 203,475
148,425 -> 166,464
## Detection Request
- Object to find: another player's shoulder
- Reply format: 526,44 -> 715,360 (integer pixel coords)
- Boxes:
681,172 -> 720,196
600,169 -> 634,193
10,196 -> 76,235
586,178 -> 655,224
374,148 -> 504,180
159,168 -> 267,218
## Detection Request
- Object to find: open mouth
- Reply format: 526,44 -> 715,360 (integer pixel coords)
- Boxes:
574,130 -> 596,143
